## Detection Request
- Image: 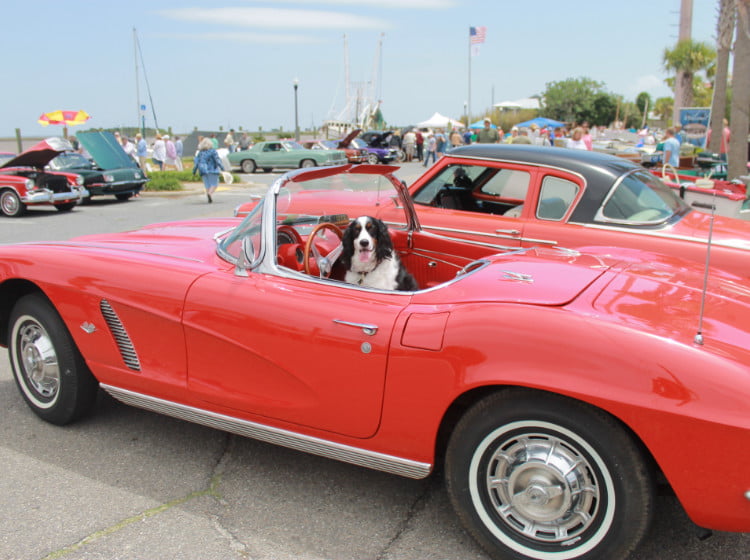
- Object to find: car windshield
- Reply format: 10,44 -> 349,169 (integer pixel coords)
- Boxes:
599,169 -> 688,224
50,152 -> 95,171
281,141 -> 305,151
321,140 -> 338,149
217,168 -> 408,268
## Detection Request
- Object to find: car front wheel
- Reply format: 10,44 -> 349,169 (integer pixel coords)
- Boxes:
8,294 -> 98,425
300,159 -> 316,168
445,389 -> 654,560
367,153 -> 379,164
1,189 -> 26,217
241,159 -> 257,173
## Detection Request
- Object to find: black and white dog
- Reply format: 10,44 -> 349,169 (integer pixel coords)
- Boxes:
340,216 -> 418,291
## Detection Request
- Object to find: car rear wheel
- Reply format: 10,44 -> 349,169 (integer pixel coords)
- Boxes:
300,159 -> 316,168
1,189 -> 26,217
241,159 -> 257,173
8,294 -> 98,425
445,389 -> 654,560
367,153 -> 379,164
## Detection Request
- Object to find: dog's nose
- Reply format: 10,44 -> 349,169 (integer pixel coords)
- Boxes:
359,239 -> 370,248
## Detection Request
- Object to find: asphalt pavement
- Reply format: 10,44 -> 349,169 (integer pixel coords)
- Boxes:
0,161 -> 748,559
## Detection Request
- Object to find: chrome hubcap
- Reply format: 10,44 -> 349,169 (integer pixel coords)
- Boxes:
18,321 -> 60,399
1,191 -> 19,214
487,432 -> 599,543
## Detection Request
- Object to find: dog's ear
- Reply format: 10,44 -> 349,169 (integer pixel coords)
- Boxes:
339,221 -> 355,268
374,218 -> 393,262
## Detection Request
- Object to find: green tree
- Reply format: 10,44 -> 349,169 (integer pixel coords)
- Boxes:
653,97 -> 674,125
663,39 -> 716,124
590,93 -> 618,126
541,77 -> 608,125
635,92 -> 652,117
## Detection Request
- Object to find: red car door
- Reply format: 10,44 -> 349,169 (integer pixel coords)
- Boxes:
402,159 -> 540,250
182,272 -> 409,439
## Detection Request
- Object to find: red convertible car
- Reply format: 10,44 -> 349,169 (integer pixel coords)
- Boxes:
236,145 -> 750,277
0,138 -> 88,217
2,165 -> 750,560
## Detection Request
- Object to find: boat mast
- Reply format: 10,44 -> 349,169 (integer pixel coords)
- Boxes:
134,28 -> 143,136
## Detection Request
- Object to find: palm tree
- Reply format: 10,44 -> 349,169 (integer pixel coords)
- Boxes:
728,0 -> 750,179
708,0 -> 735,154
663,39 -> 716,125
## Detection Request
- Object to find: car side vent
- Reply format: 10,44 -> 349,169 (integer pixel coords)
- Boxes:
100,299 -> 141,372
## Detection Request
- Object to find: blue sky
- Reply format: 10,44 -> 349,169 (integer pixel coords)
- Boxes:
1,0 -> 719,138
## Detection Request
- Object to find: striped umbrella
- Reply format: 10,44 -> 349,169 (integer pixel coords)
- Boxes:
37,110 -> 91,127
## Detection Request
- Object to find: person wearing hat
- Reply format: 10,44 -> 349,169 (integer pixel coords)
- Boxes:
475,118 -> 500,143
505,126 -> 519,144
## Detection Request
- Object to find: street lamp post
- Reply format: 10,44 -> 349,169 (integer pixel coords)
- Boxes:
293,78 -> 300,142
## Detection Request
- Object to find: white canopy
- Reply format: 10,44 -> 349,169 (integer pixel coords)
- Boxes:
495,98 -> 541,110
416,112 -> 464,129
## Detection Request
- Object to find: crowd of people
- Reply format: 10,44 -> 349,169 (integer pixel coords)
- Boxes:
393,118 -> 600,166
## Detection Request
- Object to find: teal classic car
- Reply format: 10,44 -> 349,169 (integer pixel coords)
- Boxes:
227,140 -> 347,173
48,131 -> 148,201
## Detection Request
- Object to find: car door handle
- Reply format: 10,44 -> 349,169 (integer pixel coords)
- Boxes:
495,228 -> 521,236
333,319 -> 378,336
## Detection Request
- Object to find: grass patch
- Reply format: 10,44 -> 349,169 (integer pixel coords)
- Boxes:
145,170 -> 240,191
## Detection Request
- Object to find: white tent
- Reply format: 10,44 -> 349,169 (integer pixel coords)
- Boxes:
416,112 -> 464,129
495,98 -> 541,110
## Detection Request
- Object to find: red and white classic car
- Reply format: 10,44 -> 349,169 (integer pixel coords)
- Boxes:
0,137 -> 88,217
2,164 -> 750,560
236,145 -> 750,278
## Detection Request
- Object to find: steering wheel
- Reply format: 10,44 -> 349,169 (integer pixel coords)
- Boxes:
303,222 -> 344,277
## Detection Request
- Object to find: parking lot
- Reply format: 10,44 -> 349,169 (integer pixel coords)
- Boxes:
1,164 -> 748,559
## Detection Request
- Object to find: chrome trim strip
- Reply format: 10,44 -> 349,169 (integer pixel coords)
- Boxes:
101,384 -> 432,479
420,224 -> 558,247
573,222 -> 750,250
100,300 -> 141,371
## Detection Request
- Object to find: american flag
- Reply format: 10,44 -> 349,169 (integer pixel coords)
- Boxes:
470,26 -> 486,45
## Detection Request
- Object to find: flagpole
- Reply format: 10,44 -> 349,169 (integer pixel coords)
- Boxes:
467,27 -> 471,124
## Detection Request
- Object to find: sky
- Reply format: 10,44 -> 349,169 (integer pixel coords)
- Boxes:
1,0 -> 720,138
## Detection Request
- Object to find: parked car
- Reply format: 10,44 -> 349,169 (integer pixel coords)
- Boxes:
226,140 -> 347,173
303,129 -> 369,163
236,144 -> 750,277
349,130 -> 400,164
46,131 -> 148,201
0,138 -> 88,217
3,164 -> 750,560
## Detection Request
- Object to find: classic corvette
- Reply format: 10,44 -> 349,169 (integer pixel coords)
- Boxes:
0,139 -> 88,217
2,164 -> 750,560
226,140 -> 347,173
47,131 -> 148,201
236,144 -> 750,277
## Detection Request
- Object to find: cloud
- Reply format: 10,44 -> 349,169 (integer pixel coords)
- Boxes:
285,0 -> 456,7
156,32 -> 322,44
628,74 -> 666,95
159,7 -> 390,30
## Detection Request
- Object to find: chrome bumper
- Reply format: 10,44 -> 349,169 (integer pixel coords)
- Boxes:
22,186 -> 88,204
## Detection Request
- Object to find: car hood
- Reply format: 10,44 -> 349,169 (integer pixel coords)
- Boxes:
77,131 -> 139,170
61,219 -> 239,263
337,128 -> 362,149
1,137 -> 72,169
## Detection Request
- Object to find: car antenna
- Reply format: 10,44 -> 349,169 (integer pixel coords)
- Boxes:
692,194 -> 717,346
